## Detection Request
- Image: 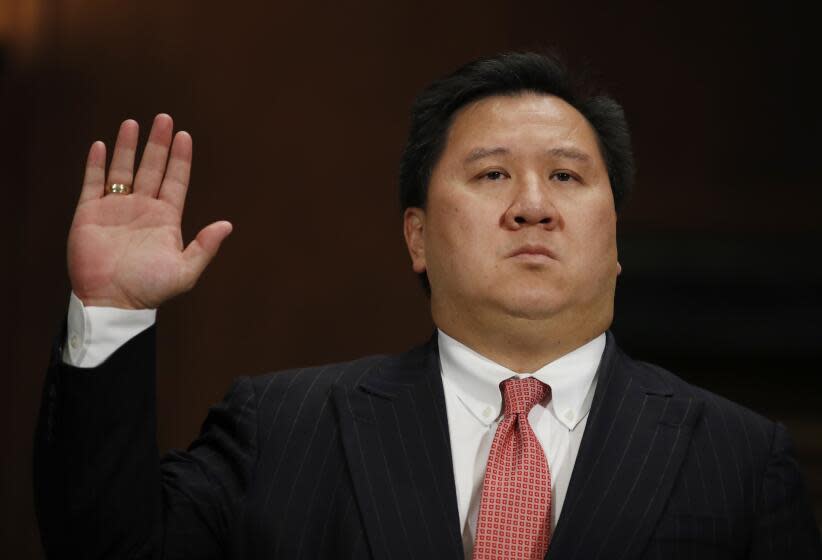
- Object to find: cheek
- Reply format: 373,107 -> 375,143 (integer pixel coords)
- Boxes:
426,196 -> 492,273
429,207 -> 471,262
580,192 -> 616,235
568,202 -> 618,263
430,189 -> 479,238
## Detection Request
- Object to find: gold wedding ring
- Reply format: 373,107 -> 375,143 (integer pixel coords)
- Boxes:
106,183 -> 132,195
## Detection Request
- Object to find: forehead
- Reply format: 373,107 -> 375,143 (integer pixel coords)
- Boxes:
443,92 -> 603,161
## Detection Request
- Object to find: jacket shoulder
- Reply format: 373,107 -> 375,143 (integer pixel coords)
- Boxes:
246,334 -> 436,399
247,351 -> 390,399
615,347 -> 778,444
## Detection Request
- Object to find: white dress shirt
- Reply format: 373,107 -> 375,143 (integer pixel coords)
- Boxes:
438,330 -> 604,558
62,292 -> 156,367
62,293 -> 605,558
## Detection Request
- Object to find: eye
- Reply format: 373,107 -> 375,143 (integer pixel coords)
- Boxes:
551,171 -> 578,183
482,170 -> 508,181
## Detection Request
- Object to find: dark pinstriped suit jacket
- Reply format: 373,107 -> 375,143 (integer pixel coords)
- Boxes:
35,327 -> 821,559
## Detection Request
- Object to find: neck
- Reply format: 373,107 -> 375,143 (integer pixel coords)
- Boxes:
431,300 -> 612,373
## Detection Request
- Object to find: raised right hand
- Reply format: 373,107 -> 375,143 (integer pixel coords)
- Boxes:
67,114 -> 233,309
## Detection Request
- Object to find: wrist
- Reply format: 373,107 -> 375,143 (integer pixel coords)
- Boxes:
73,291 -> 154,310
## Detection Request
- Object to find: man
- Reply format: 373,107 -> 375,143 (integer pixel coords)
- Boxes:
35,52 -> 821,559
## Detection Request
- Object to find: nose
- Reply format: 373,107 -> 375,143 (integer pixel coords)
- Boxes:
501,175 -> 559,230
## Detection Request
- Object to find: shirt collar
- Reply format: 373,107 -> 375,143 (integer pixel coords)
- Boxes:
438,329 -> 606,430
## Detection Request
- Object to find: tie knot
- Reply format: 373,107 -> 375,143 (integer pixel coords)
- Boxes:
500,377 -> 549,416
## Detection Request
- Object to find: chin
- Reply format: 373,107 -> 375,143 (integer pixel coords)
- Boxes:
494,289 -> 568,320
504,305 -> 564,321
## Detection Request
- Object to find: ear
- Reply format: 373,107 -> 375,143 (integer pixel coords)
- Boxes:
614,211 -> 621,276
403,207 -> 427,273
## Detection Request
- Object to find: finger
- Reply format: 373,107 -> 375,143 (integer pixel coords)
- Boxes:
134,113 -> 174,197
79,141 -> 106,203
158,130 -> 192,215
181,221 -> 233,289
106,119 -> 139,192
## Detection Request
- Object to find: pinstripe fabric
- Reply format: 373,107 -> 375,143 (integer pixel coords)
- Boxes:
548,343 -> 822,560
34,326 -> 822,559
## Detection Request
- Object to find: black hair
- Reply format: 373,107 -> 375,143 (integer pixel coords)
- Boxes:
399,51 -> 634,213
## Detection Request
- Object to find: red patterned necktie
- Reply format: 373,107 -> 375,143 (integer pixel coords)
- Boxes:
472,377 -> 552,560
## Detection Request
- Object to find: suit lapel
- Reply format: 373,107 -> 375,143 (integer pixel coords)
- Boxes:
548,333 -> 704,559
333,336 -> 464,560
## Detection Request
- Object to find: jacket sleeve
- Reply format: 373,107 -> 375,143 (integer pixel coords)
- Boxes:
33,323 -> 258,559
748,421 -> 822,559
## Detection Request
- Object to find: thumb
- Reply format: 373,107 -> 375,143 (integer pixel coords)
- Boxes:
181,220 -> 233,287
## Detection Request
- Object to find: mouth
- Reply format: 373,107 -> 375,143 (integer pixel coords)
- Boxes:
508,244 -> 557,261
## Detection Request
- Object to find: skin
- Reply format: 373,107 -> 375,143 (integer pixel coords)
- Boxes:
403,93 -> 621,373
68,114 -> 232,309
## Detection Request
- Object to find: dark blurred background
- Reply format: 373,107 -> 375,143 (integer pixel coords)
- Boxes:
2,0 -> 820,556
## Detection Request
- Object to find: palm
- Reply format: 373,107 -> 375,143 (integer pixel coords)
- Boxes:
68,115 -> 232,309
70,196 -> 183,309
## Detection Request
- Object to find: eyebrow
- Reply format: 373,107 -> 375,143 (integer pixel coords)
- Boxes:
463,146 -> 593,165
463,146 -> 510,164
546,147 -> 593,163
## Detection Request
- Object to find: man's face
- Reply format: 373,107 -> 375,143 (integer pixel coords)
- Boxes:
404,92 -> 620,329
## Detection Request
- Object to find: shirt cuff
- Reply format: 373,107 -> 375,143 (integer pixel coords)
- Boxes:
62,292 -> 157,368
